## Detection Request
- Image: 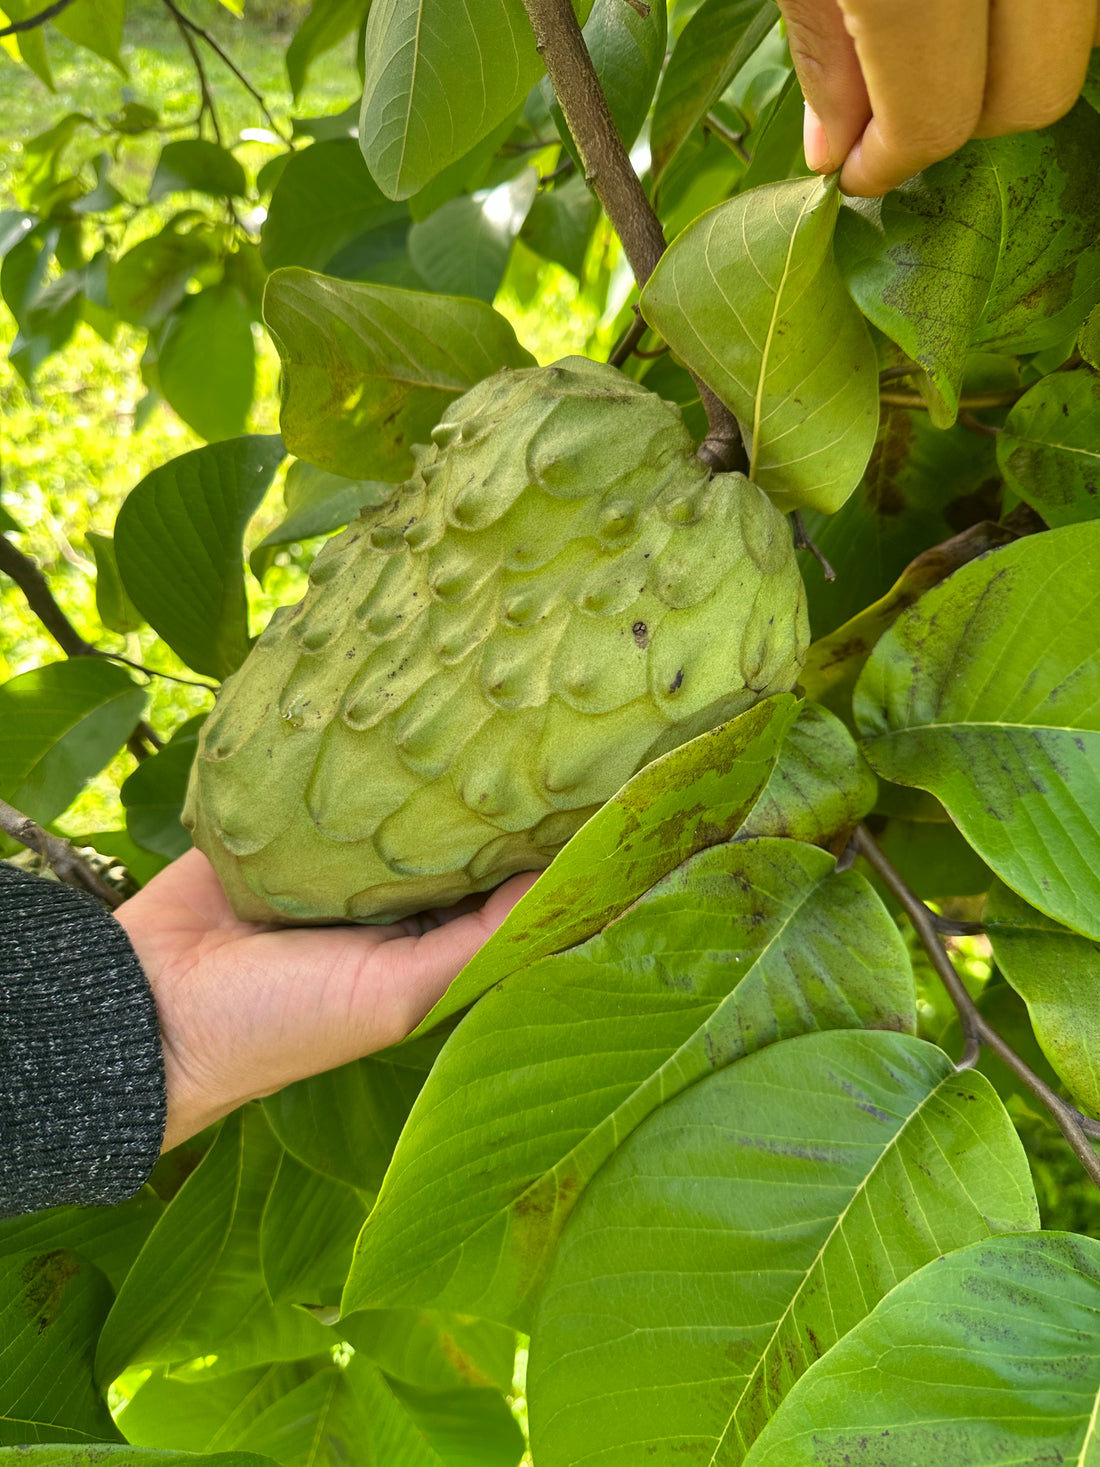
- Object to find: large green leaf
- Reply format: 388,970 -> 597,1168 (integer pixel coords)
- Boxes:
157,284 -> 256,443
411,693 -> 798,1035
408,169 -> 537,302
86,531 -> 144,635
150,140 -> 247,202
262,1032 -> 443,1193
737,701 -> 876,847
0,1188 -> 163,1291
742,1232 -> 1100,1467
259,1152 -> 368,1305
260,140 -> 407,272
121,1355 -> 524,1467
837,105 -> 1100,427
51,0 -> 124,68
997,368 -> 1100,527
343,836 -> 915,1327
528,1031 -> 1037,1467
95,1110 -> 332,1386
120,714 -> 205,861
114,435 -> 285,680
986,881 -> 1100,1116
650,0 -> 776,182
0,660 -> 146,826
107,217 -> 221,329
0,1249 -> 121,1445
0,1453 -> 276,1467
339,1309 -> 517,1393
262,268 -> 535,482
855,523 -> 1100,939
251,461 -> 394,576
640,178 -> 879,513
520,173 -> 599,279
286,0 -> 368,97
359,0 -> 590,200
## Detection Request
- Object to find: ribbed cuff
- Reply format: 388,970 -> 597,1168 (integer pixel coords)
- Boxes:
0,863 -> 167,1217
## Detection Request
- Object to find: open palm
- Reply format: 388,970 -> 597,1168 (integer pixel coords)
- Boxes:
114,849 -> 539,1151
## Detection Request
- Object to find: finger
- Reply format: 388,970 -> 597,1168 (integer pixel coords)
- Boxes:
975,0 -> 1096,136
837,0 -> 989,197
778,0 -> 870,172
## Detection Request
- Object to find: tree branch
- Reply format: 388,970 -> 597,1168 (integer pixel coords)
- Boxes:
0,797 -> 123,909
160,0 -> 292,145
0,0 -> 76,36
880,387 -> 1024,411
522,0 -> 745,473
854,826 -> 1100,1188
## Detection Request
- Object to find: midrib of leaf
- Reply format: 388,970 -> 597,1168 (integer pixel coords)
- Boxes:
709,1069 -> 973,1466
392,1 -> 426,197
304,1372 -> 341,1467
208,1362 -> 284,1450
749,188 -> 818,482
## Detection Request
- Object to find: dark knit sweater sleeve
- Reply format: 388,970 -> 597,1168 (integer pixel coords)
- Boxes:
0,864 -> 166,1217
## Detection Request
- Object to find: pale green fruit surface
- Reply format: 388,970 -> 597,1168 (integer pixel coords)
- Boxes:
184,357 -> 809,923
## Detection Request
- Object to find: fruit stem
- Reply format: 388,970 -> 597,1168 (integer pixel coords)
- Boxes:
522,0 -> 746,474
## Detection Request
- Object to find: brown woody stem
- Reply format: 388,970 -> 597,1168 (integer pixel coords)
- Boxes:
854,826 -> 1100,1188
0,797 -> 123,910
0,0 -> 75,35
521,0 -> 745,472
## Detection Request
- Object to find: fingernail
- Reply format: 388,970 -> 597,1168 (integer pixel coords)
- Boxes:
803,104 -> 830,173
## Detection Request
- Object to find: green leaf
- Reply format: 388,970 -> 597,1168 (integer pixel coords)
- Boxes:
95,1110 -> 333,1385
262,1030 -> 444,1192
520,173 -> 599,279
0,0 -> 53,86
339,1310 -> 517,1393
0,1188 -> 163,1291
121,714 -> 205,860
107,216 -> 221,329
343,835 -> 915,1326
0,1451 -> 277,1467
529,1031 -> 1037,1467
997,368 -> 1100,527
742,1232 -> 1100,1467
408,169 -> 538,302
0,660 -> 146,826
86,530 -> 144,634
553,0 -> 668,157
986,881 -> 1100,1115
286,0 -> 368,98
738,701 -> 876,846
412,693 -> 798,1036
0,1249 -> 122,1445
0,210 -> 36,259
359,0 -> 587,200
800,519 -> 1016,720
855,523 -> 1100,940
837,105 -> 1100,427
736,70 -> 805,193
260,1152 -> 368,1305
1081,304 -> 1100,370
650,0 -> 776,182
157,284 -> 256,442
149,140 -> 248,202
260,139 -> 407,273
640,177 -> 879,513
50,0 -> 124,64
114,435 -> 285,680
124,1355 -> 524,1467
262,268 -> 535,482
251,460 -> 394,576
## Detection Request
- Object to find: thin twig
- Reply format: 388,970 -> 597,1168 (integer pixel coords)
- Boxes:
878,363 -> 920,384
792,509 -> 836,581
160,0 -> 292,145
855,826 -> 1100,1188
881,387 -> 1024,411
171,7 -> 221,143
0,0 -> 76,35
0,797 -> 123,910
92,648 -> 217,692
607,310 -> 648,367
959,409 -> 1001,438
539,156 -> 575,185
522,0 -> 744,472
703,111 -> 750,163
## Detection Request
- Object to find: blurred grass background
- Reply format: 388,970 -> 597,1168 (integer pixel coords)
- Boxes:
0,0 -> 602,836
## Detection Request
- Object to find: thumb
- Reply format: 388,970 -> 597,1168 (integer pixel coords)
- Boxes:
778,0 -> 871,172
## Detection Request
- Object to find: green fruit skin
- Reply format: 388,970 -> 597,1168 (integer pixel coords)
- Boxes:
184,357 -> 809,924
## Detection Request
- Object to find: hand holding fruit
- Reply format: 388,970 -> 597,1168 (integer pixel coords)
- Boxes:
780,0 -> 1100,196
113,848 -> 537,1152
